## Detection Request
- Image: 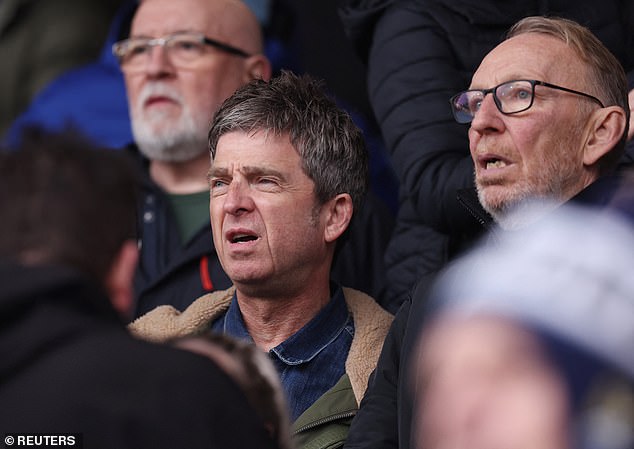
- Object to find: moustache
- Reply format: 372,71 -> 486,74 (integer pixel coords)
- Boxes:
137,83 -> 183,108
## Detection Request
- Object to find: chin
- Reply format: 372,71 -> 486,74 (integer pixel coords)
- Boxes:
226,268 -> 266,285
480,189 -> 560,230
477,186 -> 507,215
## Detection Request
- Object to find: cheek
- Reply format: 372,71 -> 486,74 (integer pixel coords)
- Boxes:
468,127 -> 480,155
510,119 -> 553,167
209,204 -> 224,239
491,373 -> 569,444
188,65 -> 242,112
265,206 -> 318,247
124,77 -> 144,109
182,81 -> 213,116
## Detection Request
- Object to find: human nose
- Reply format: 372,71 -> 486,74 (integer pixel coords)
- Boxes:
222,179 -> 254,216
469,93 -> 504,134
144,41 -> 176,77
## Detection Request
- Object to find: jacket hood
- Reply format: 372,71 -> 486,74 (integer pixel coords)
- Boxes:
0,261 -> 122,382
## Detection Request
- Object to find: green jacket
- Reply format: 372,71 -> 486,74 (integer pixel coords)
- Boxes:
130,286 -> 394,449
293,373 -> 357,449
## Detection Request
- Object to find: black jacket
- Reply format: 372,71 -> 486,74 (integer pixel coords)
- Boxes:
339,0 -> 634,308
131,147 -> 396,316
133,157 -> 231,317
343,174 -> 632,449
0,261 -> 279,449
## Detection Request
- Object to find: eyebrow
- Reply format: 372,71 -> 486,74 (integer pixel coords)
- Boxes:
208,165 -> 288,181
208,166 -> 230,179
129,29 -> 199,39
469,75 -> 536,90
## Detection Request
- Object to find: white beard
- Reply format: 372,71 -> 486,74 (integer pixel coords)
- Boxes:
130,83 -> 210,162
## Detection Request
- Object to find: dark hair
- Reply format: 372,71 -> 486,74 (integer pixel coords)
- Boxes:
208,70 -> 368,212
507,16 -> 629,172
0,128 -> 138,283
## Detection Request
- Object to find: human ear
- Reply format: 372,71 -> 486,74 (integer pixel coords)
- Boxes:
583,106 -> 627,166
324,194 -> 354,243
243,54 -> 272,83
104,240 -> 139,320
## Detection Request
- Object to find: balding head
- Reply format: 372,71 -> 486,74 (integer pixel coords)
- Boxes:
122,0 -> 272,171
134,0 -> 263,54
211,0 -> 264,55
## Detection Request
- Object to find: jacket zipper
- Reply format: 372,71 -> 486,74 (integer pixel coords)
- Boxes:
457,192 -> 491,228
294,410 -> 356,434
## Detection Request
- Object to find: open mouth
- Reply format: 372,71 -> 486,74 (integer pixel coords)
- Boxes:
479,155 -> 511,170
227,230 -> 259,244
231,234 -> 258,243
484,158 -> 508,170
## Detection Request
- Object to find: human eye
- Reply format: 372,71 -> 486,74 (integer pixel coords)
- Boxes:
209,177 -> 229,195
126,40 -> 150,57
501,81 -> 532,102
467,92 -> 484,112
255,177 -> 280,190
170,36 -> 204,56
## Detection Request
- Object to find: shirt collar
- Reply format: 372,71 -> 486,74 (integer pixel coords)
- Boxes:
271,284 -> 350,365
220,293 -> 254,343
221,284 -> 351,365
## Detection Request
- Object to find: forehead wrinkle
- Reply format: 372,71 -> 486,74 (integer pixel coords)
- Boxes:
241,165 -> 287,181
473,35 -> 582,91
209,163 -> 287,181
129,28 -> 198,39
470,75 -> 535,90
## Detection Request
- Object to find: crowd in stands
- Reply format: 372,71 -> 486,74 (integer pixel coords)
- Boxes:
0,1 -> 632,448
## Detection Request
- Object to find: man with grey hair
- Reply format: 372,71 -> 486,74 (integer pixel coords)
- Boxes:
113,0 -> 272,316
116,0 -> 393,318
344,15 -> 631,449
130,71 -> 394,449
452,16 -> 630,228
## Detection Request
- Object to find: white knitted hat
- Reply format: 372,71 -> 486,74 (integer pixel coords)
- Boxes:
433,203 -> 634,378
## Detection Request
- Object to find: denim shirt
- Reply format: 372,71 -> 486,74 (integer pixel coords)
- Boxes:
211,284 -> 354,420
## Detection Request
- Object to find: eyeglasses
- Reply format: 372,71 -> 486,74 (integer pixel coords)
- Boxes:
449,79 -> 605,124
112,32 -> 251,72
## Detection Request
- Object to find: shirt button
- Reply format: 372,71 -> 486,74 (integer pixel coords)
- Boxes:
143,211 -> 154,223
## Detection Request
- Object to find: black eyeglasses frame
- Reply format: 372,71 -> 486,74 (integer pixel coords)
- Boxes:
450,79 -> 605,124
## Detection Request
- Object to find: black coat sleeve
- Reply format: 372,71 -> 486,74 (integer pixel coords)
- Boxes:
367,1 -> 479,235
343,298 -> 410,449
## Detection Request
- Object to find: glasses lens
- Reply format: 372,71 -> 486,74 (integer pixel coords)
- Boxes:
115,39 -> 151,69
495,80 -> 533,114
451,91 -> 482,124
167,34 -> 206,63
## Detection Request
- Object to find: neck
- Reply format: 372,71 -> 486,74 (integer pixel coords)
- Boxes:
236,281 -> 332,352
149,152 -> 210,194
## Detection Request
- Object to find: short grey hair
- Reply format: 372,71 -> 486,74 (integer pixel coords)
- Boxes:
507,16 -> 629,172
208,70 -> 368,211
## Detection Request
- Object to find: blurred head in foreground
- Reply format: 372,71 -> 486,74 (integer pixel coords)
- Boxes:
174,332 -> 294,449
413,204 -> 634,449
0,128 -> 138,318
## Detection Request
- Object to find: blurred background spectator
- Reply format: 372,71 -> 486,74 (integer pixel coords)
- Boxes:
0,0 -> 125,136
3,0 -> 399,217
